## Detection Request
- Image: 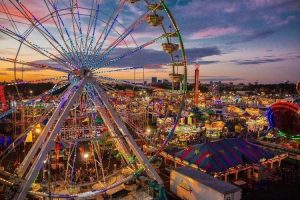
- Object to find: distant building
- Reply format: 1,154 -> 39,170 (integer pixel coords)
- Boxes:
163,79 -> 169,84
283,80 -> 289,84
157,80 -> 162,84
151,77 -> 157,84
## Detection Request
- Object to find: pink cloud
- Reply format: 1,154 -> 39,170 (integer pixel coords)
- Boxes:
190,27 -> 239,39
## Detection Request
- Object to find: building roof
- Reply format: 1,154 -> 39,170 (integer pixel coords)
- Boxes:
173,167 -> 241,194
175,138 -> 274,173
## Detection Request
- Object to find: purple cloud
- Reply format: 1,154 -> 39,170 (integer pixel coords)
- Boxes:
190,27 -> 239,39
231,58 -> 285,65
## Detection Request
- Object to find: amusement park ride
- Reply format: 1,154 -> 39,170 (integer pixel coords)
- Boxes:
0,85 -> 8,112
265,89 -> 300,141
194,64 -> 199,106
0,0 -> 187,199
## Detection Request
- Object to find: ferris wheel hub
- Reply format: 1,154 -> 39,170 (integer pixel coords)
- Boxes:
70,68 -> 92,79
79,68 -> 92,78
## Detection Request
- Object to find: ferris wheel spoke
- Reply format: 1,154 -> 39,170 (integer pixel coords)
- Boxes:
0,25 -> 74,71
0,0 -> 21,35
83,0 -> 97,55
91,10 -> 150,67
92,32 -> 173,69
14,2 -> 79,68
69,0 -> 84,60
74,0 -> 85,52
47,1 -> 82,67
95,1 -> 168,60
91,0 -> 126,56
91,81 -> 163,184
43,0 -> 77,60
20,76 -> 68,84
0,16 -> 32,26
96,76 -> 154,90
85,3 -> 100,56
93,66 -> 144,74
21,5 -> 82,68
0,56 -> 69,73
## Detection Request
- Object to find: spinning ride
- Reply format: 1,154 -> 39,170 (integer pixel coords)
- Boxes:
266,102 -> 300,140
0,0 -> 187,199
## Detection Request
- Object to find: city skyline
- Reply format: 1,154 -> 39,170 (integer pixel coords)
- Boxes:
0,0 -> 299,83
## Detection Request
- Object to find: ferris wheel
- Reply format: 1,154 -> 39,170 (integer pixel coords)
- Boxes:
0,0 -> 187,199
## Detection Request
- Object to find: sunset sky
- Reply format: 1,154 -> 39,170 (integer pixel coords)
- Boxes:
0,0 -> 300,84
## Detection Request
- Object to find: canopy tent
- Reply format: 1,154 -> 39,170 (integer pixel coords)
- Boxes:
245,108 -> 260,116
175,138 -> 274,173
227,106 -> 245,116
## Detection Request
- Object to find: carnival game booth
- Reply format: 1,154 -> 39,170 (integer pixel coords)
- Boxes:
259,98 -> 276,107
245,108 -> 260,117
157,116 -> 199,143
246,116 -> 268,133
161,138 -> 287,183
227,106 -> 245,116
205,121 -> 225,140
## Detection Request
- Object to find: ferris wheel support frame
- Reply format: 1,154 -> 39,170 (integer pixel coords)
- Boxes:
14,78 -> 87,200
16,83 -> 79,177
92,80 -> 163,184
12,75 -> 162,200
89,90 -> 133,163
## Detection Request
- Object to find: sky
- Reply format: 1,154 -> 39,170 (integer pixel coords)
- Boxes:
0,0 -> 300,84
